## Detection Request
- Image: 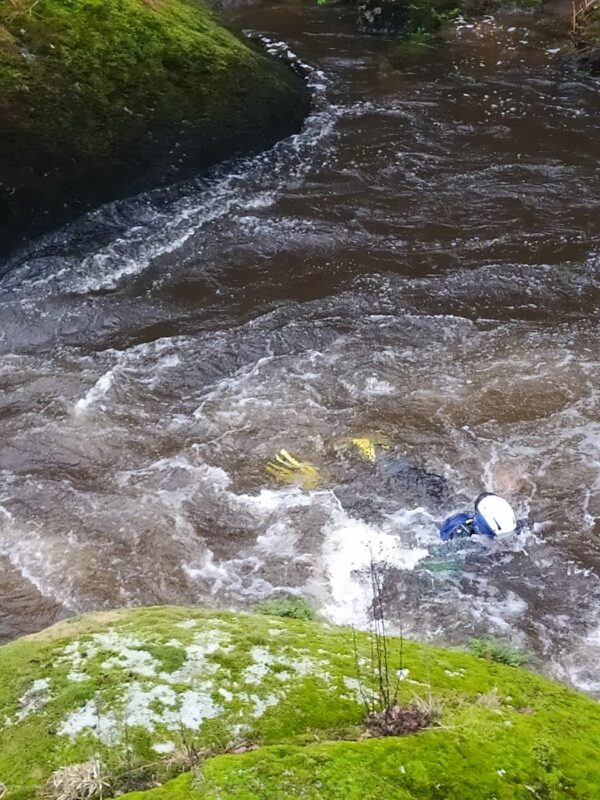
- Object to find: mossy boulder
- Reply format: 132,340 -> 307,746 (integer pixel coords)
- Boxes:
0,0 -> 310,257
356,0 -> 450,35
1,607 -> 600,798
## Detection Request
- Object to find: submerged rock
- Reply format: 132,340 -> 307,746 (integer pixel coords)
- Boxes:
0,606 -> 600,798
0,0 -> 311,257
573,45 -> 600,75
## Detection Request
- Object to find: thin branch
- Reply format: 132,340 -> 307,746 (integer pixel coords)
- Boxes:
571,0 -> 599,40
352,626 -> 372,715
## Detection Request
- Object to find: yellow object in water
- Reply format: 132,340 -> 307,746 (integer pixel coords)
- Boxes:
346,434 -> 391,463
265,448 -> 320,490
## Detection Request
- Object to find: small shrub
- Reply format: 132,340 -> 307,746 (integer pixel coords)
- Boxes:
411,692 -> 445,720
44,759 -> 108,800
254,595 -> 316,621
365,702 -> 437,737
476,688 -> 503,711
469,638 -> 529,668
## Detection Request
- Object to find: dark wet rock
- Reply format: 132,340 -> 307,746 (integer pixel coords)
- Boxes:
572,45 -> 600,75
0,0 -> 310,259
379,456 -> 454,505
332,454 -> 456,522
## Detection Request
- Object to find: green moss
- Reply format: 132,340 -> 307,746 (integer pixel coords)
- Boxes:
469,637 -> 530,667
255,595 -> 317,621
120,728 -> 600,800
358,0 -> 443,36
0,0 -> 310,255
1,607 -> 600,799
142,643 -> 187,673
581,5 -> 600,43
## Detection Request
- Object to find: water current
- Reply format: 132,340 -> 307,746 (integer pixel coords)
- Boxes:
1,0 -> 600,696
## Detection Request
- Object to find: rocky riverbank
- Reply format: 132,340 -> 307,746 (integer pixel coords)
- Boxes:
0,0 -> 310,258
1,606 -> 599,798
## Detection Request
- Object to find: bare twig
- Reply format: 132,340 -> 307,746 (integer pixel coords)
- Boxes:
571,0 -> 599,41
177,716 -> 202,768
4,0 -> 41,22
352,626 -> 372,716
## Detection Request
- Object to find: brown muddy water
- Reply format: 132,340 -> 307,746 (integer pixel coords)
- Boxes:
1,0 -> 600,695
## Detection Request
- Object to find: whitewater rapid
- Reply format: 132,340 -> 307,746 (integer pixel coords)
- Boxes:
0,4 -> 599,697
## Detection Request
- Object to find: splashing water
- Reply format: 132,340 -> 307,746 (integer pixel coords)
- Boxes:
0,3 -> 600,697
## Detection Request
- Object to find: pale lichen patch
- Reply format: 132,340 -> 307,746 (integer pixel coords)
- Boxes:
178,688 -> 223,729
153,741 -> 176,754
243,646 -> 330,687
58,631 -> 160,680
161,630 -> 231,683
293,657 -> 323,677
54,626 -> 237,745
67,670 -> 89,683
174,619 -> 198,630
13,617 -> 365,757
121,683 -> 180,730
16,678 -> 50,721
249,693 -> 280,718
243,647 -> 276,685
58,699 -> 120,746
58,680 -> 225,744
343,676 -> 362,693
101,647 -> 159,678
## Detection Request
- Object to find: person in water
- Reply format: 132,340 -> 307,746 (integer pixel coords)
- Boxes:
439,492 -> 523,542
266,441 -> 525,542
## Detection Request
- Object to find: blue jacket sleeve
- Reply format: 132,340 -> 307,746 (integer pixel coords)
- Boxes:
439,513 -> 472,541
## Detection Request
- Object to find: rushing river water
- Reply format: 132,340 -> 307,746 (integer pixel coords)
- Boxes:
1,0 -> 600,695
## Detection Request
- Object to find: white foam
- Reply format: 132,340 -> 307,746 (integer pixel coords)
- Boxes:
364,377 -> 396,397
554,624 -> 600,695
256,521 -> 299,556
74,369 -> 115,415
0,520 -> 79,612
321,503 -> 429,627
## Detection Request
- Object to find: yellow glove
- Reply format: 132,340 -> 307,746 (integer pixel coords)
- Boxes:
337,434 -> 391,463
265,449 -> 320,490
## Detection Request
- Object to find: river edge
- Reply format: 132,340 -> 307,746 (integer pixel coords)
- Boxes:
0,0 -> 311,259
0,0 -> 596,740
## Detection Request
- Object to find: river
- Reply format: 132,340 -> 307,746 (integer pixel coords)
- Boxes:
1,0 -> 600,696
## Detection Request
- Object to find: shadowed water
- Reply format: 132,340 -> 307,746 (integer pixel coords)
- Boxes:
1,0 -> 600,695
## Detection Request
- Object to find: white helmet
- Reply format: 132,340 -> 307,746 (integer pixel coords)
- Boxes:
474,493 -> 517,539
